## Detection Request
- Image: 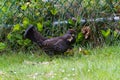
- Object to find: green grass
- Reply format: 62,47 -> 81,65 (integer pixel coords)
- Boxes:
0,45 -> 120,80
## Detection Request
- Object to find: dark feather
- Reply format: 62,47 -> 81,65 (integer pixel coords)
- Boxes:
24,25 -> 76,55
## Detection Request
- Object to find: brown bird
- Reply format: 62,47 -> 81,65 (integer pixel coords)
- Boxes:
24,25 -> 76,55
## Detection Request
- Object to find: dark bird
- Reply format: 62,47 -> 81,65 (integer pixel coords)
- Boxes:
24,25 -> 76,55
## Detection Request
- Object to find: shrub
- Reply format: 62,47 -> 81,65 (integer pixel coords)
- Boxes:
0,0 -> 120,50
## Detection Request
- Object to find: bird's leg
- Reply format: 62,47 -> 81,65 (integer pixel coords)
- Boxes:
44,50 -> 54,56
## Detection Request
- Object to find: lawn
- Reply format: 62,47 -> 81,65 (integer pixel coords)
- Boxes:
0,45 -> 120,80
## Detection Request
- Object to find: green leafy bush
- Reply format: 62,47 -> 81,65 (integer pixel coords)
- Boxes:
7,23 -> 31,49
0,42 -> 6,51
0,0 -> 120,50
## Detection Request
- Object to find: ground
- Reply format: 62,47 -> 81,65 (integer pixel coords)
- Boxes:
0,45 -> 120,80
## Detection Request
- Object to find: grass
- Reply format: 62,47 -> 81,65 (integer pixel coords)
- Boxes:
0,45 -> 120,80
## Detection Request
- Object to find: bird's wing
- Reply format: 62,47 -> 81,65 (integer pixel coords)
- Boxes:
42,37 -> 59,46
53,39 -> 68,52
42,38 -> 67,52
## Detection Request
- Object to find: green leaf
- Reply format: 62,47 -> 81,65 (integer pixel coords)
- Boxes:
106,29 -> 111,36
101,29 -> 111,38
17,39 -> 31,46
44,20 -> 51,26
0,42 -> 6,51
23,17 -> 29,27
37,23 -> 43,31
21,4 -> 27,10
68,19 -> 74,25
13,24 -> 21,32
114,31 -> 117,37
50,8 -> 58,15
7,33 -> 12,40
76,32 -> 84,42
2,7 -> 7,12
15,34 -> 22,39
24,39 -> 31,46
101,30 -> 106,36
17,40 -> 23,45
114,30 -> 119,38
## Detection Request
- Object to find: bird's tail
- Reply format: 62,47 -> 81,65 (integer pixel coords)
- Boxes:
24,25 -> 46,46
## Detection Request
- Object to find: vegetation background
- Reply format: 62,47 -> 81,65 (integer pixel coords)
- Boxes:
0,0 -> 120,51
0,0 -> 120,79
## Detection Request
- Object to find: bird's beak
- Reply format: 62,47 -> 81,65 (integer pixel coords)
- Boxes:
72,34 -> 75,37
67,36 -> 73,42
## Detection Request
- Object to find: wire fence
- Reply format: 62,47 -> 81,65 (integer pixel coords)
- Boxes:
0,0 -> 120,24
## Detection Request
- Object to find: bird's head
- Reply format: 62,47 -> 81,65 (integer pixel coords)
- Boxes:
66,29 -> 76,37
67,36 -> 73,42
63,34 -> 74,43
66,29 -> 76,43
